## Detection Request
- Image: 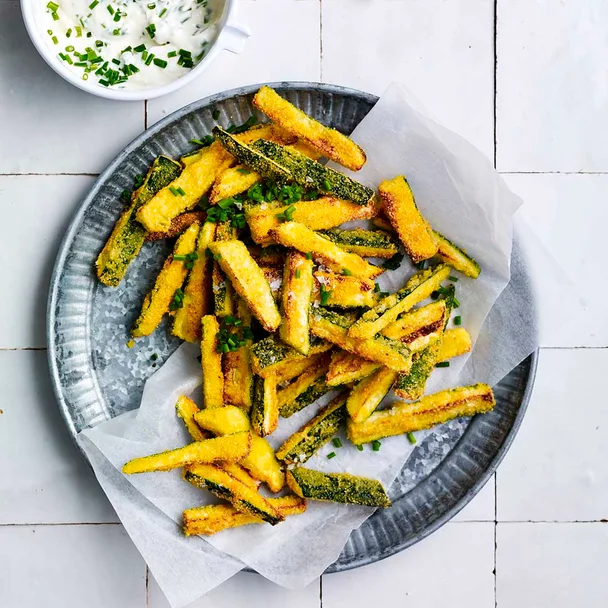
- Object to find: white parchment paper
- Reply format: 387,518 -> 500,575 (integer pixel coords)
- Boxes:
80,83 -> 539,607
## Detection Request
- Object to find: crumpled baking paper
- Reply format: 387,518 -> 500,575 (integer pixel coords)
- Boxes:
79,82 -> 539,607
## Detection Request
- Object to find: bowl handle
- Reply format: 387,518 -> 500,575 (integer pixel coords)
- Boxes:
220,22 -> 251,55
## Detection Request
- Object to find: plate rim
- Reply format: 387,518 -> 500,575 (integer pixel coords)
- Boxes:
46,80 -> 539,572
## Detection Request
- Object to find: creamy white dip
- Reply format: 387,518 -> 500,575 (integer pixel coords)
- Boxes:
39,0 -> 218,90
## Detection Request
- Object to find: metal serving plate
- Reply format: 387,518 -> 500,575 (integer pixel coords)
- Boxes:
47,82 -> 537,572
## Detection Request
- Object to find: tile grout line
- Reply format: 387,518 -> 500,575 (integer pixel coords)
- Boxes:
0,173 -> 100,177
494,473 -> 498,608
144,99 -> 149,131
0,347 -> 47,352
319,574 -> 323,608
319,0 -> 323,82
145,566 -> 150,608
0,522 -> 122,527
493,2 -> 498,602
493,0 -> 498,170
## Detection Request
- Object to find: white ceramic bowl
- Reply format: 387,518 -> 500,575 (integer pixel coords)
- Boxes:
21,0 -> 250,101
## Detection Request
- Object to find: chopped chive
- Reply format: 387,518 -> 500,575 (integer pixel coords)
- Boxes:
107,5 -> 114,14
178,48 -> 192,57
382,252 -> 404,270
120,189 -> 131,203
236,168 -> 250,175
145,23 -> 156,38
212,108 -> 220,120
374,283 -> 381,292
113,11 -> 121,22
305,252 -> 312,260
169,186 -> 180,197
129,64 -> 140,73
95,40 -> 104,47
173,254 -> 188,261
342,268 -> 352,276
356,444 -> 364,451
327,452 -> 336,460
65,45 -> 74,52
407,432 -> 417,445
47,29 -> 53,35
147,2 -> 156,8
89,0 -> 99,8
47,1 -> 59,11
167,50 -> 177,58
145,53 -> 155,66
159,7 -> 167,17
52,36 -> 59,44
320,286 -> 331,306
176,187 -> 186,196
66,27 -> 72,37
436,361 -> 450,368
75,25 -> 82,37
332,438 -> 342,448
51,11 -> 60,20
323,178 -> 332,191
372,440 -> 381,452
454,315 -> 462,326
82,73 -> 89,80
449,275 -> 459,282
111,58 -> 120,65
113,28 -> 121,35
150,352 -> 158,361
134,43 -> 146,52
295,269 -> 301,279
153,58 -> 168,69
141,50 -> 148,61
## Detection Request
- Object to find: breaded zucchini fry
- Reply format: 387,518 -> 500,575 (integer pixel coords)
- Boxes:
246,197 -> 377,246
286,467 -> 390,508
131,222 -> 200,337
346,367 -> 398,423
310,307 -> 412,372
280,378 -> 330,419
276,393 -> 347,465
347,384 -> 496,444
194,404 -> 251,435
250,334 -> 332,379
261,265 -> 283,300
252,86 -> 367,171
277,352 -> 331,417
183,495 -> 307,536
253,140 -> 372,205
249,245 -> 286,268
280,252 -> 314,355
382,300 -> 447,342
371,214 -> 395,233
348,264 -> 451,339
122,432 -> 252,474
271,222 -> 384,280
313,272 -> 377,309
289,140 -> 323,160
172,221 -> 216,342
379,176 -> 438,263
200,315 -> 224,408
318,228 -> 399,259
211,221 -> 238,318
222,299 -> 254,409
393,340 -> 442,401
438,328 -> 472,362
251,374 -> 279,437
185,464 -> 283,525
145,211 -> 205,241
210,165 -> 261,204
433,230 -> 481,279
97,157 -> 182,287
326,350 -> 380,387
209,240 -> 281,332
137,142 -> 232,233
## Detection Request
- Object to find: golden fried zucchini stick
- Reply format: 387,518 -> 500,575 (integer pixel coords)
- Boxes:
438,328 -> 472,362
271,222 -> 384,280
432,231 -> 481,279
378,176 -> 438,263
347,384 -> 495,445
251,374 -> 279,437
252,86 -> 367,171
212,221 -> 238,318
318,228 -> 399,259
326,350 -> 380,387
131,222 -> 200,338
200,315 -> 224,408
183,495 -> 307,536
346,367 -> 398,423
122,432 -> 252,474
145,211 -> 205,242
286,467 -> 390,508
313,272 -> 378,309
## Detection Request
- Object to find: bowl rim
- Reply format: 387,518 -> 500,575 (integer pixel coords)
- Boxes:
20,0 -> 244,101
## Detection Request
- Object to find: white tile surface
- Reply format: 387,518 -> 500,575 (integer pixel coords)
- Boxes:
504,173 -> 608,347
0,3 -> 144,174
497,0 -> 608,172
452,474 -> 495,522
148,571 -> 320,608
497,349 -> 608,522
322,0 -> 495,158
147,0 -> 321,125
497,522 -> 608,608
322,523 -> 494,608
0,524 -> 145,608
0,175 -> 94,349
0,351 -> 118,524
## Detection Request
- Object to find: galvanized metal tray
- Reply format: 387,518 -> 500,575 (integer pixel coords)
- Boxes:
47,82 -> 537,572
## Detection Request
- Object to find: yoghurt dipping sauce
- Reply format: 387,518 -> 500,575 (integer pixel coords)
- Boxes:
38,0 -> 219,90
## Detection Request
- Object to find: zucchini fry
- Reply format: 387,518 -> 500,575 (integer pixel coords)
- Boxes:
379,176 -> 438,263
313,272 -> 377,309
131,222 -> 200,338
280,252 -> 314,355
278,352 -> 331,417
210,165 -> 261,204
246,197 -> 376,246
183,495 -> 307,536
318,228 -> 399,259
200,315 -> 224,408
253,140 -> 372,205
172,221 -> 216,342
137,142 -> 232,233
250,245 -> 286,268
194,405 -> 251,435
250,334 -> 332,379
433,230 -> 481,279
438,328 -> 472,362
211,221 -> 238,317
185,464 -> 283,525
271,222 -> 383,280
326,350 -> 380,387
222,299 -> 254,409
383,300 -> 447,353
96,156 -> 182,287
310,307 -> 412,372
346,367 -> 398,423
209,240 -> 281,332
276,393 -> 347,465
371,214 -> 395,233
348,384 -> 496,444
261,265 -> 283,300
348,264 -> 451,339
280,378 -> 330,419
122,432 -> 252,474
252,86 -> 367,171
251,374 -> 279,437
145,211 -> 205,242
286,467 -> 390,508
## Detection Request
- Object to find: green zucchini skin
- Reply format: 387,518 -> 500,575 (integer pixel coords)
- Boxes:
250,334 -> 328,375
432,230 -> 481,279
96,155 -> 182,287
287,467 -> 391,508
213,127 -> 292,183
280,378 -> 330,418
318,228 -> 399,257
252,139 -> 374,206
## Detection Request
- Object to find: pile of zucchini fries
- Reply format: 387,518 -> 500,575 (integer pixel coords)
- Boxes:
98,86 -> 496,537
